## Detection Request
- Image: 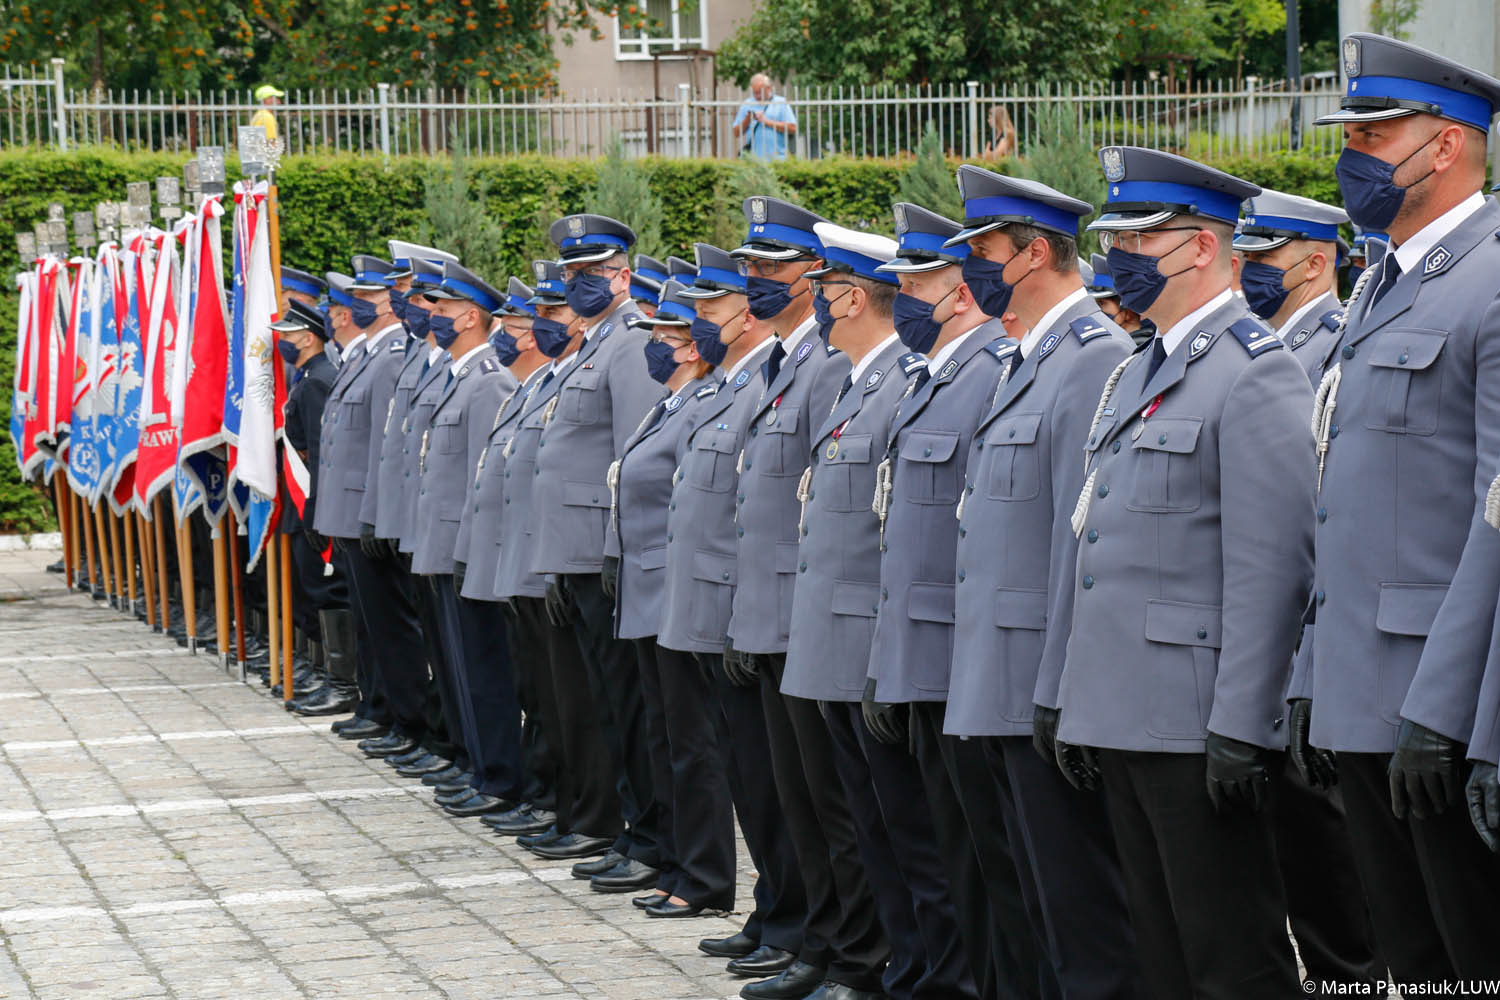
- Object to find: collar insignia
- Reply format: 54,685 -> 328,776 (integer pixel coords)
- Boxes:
734,370 -> 751,388
666,395 -> 682,411
1292,330 -> 1309,346
866,368 -> 884,388
796,341 -> 813,363
1424,245 -> 1450,274
1189,332 -> 1212,357
939,359 -> 959,380
1039,333 -> 1060,357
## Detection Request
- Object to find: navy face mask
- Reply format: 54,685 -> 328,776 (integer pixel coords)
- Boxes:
489,329 -> 520,366
643,339 -> 681,384
429,312 -> 460,350
1335,131 -> 1440,232
388,287 -> 407,323
961,252 -> 1029,318
892,284 -> 958,355
1239,256 -> 1310,320
531,316 -> 572,358
404,300 -> 430,340
690,315 -> 734,367
564,271 -> 616,318
349,297 -> 380,329
1105,233 -> 1198,315
812,286 -> 851,344
275,338 -> 301,365
746,275 -> 804,320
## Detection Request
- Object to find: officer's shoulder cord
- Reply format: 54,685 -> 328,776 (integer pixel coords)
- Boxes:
1312,264 -> 1378,493
1070,353 -> 1135,537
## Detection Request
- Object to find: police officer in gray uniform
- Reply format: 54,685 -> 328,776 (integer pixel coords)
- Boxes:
1234,190 -> 1350,384
785,218 -> 976,1000
411,263 -> 520,817
941,166 -> 1140,1000
1293,33 -> 1500,981
631,253 -> 668,315
606,280 -> 720,904
1057,147 -> 1313,997
531,213 -> 666,882
658,245 -> 809,966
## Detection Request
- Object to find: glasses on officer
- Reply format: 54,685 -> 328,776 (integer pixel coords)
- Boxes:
650,330 -> 691,348
809,277 -> 856,296
1096,226 -> 1201,254
563,262 -> 624,279
736,256 -> 817,278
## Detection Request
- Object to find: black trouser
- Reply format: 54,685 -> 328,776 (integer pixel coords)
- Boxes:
697,650 -> 807,955
502,600 -> 557,812
341,541 -> 397,727
825,700 -> 977,1000
529,593 -> 620,840
407,567 -> 465,769
565,573 -> 664,867
438,581 -> 524,801
986,736 -> 1141,1000
1098,749 -> 1299,1000
632,639 -> 682,895
910,702 -> 1050,1000
1339,751 -> 1500,982
651,645 -> 736,909
759,656 -> 887,988
1275,756 -> 1384,988
289,531 -> 348,640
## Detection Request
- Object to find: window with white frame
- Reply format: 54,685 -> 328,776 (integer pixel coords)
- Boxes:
614,0 -> 706,59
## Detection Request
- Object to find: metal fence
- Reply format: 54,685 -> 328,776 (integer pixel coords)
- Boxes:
2,61 -> 1345,160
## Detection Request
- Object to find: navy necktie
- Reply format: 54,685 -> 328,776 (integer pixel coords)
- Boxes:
1144,337 -> 1168,385
764,341 -> 787,384
912,367 -> 931,393
1368,254 -> 1403,312
539,369 -> 555,390
835,375 -> 854,404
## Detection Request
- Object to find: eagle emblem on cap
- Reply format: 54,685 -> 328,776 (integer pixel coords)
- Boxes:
1342,37 -> 1360,78
893,203 -> 908,232
750,198 -> 767,224
1101,147 -> 1125,183
532,261 -> 547,280
567,216 -> 585,237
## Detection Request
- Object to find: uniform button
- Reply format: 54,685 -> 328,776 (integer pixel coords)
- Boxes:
722,571 -> 731,581
1329,423 -> 1339,439
737,492 -> 744,502
1196,626 -> 1208,640
1398,352 -> 1409,365
1317,507 -> 1327,522
592,495 -> 599,503
959,526 -> 966,537
881,588 -> 888,600
669,502 -> 676,511
667,532 -> 673,542
505,471 -> 510,478
1158,433 -> 1167,445
957,569 -> 965,582
1316,589 -> 1326,605
737,527 -> 744,537
750,426 -> 758,436
1087,529 -> 1098,543
965,483 -> 974,495
807,490 -> 815,500
504,498 -> 509,505
1342,344 -> 1355,360
923,446 -> 932,456
1111,441 -> 1121,453
1097,484 -> 1109,498
798,561 -> 807,573
1008,428 -> 1016,439
744,460 -> 752,470
1081,575 -> 1094,589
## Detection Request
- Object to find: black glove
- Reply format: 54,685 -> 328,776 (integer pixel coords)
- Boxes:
358,522 -> 382,559
453,560 -> 467,594
302,525 -> 327,554
1389,718 -> 1464,820
544,575 -> 571,628
601,555 -> 620,601
1032,705 -> 1061,766
1466,762 -> 1500,852
861,678 -> 908,746
1055,739 -> 1101,792
382,536 -> 403,562
1288,698 -> 1338,790
1205,731 -> 1275,814
722,639 -> 760,687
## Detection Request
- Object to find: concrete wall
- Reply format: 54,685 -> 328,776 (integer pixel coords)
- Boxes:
1338,0 -> 1499,81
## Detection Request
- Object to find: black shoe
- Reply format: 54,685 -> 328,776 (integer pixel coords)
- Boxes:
645,897 -> 710,918
483,805 -> 555,836
395,754 -> 452,778
526,833 -> 612,860
386,746 -> 430,768
728,946 -> 798,978
515,825 -> 561,850
443,792 -> 511,817
801,985 -> 885,1000
422,764 -> 465,787
45,559 -> 64,574
633,891 -> 669,910
290,682 -> 357,717
362,735 -> 416,759
330,715 -> 362,734
739,961 -> 827,999
358,730 -> 406,752
434,774 -> 476,795
590,859 -> 659,893
434,785 -> 480,807
338,718 -> 386,740
571,851 -> 624,880
700,931 -> 759,959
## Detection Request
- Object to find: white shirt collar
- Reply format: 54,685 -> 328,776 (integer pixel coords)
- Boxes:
449,342 -> 487,373
365,322 -> 402,352
1392,191 -> 1485,276
723,335 -> 776,385
426,345 -> 444,365
1159,288 -> 1235,357
552,351 -> 579,376
849,332 -> 900,387
780,315 -> 819,359
1273,295 -> 1328,342
929,327 -> 977,374
343,332 -> 368,356
1019,287 -> 1090,358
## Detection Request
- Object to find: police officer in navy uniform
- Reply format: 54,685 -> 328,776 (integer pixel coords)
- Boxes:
410,262 -> 520,818
1056,147 -> 1313,997
1293,33 -> 1500,981
605,279 -> 721,904
940,166 -> 1141,1000
658,245 -> 809,966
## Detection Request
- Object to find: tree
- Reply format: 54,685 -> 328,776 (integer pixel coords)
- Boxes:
1369,0 -> 1422,40
583,137 -> 665,259
897,122 -> 962,221
1013,105 -> 1104,254
706,158 -> 792,251
417,150 -> 507,282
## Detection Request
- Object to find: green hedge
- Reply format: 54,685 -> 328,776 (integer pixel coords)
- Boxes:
0,147 -> 1338,531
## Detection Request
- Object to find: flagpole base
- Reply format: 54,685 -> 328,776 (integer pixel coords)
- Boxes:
152,625 -> 163,634
238,660 -> 248,683
219,652 -> 229,673
187,638 -> 198,655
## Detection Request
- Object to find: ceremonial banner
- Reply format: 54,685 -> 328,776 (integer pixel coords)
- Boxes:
65,257 -> 104,498
90,243 -> 126,506
107,234 -> 149,515
10,269 -> 35,474
22,257 -> 65,467
176,196 -> 228,465
134,228 -> 183,511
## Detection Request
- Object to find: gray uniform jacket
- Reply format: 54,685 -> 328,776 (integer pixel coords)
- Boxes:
1297,199 -> 1500,753
1282,292 -> 1345,387
410,346 -> 516,576
397,353 -> 453,554
371,345 -> 430,540
947,302 -> 1132,737
530,299 -> 660,577
314,326 -> 408,540
867,319 -> 1014,703
493,365 -> 570,601
728,327 -> 851,654
612,376 -> 713,640
657,340 -> 776,654
1058,299 -> 1315,753
782,338 -> 924,702
455,368 -> 542,601
1470,546 -> 1500,764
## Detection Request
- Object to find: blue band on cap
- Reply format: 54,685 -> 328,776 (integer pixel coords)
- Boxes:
441,276 -> 501,312
630,281 -> 661,303
391,257 -> 412,270
964,195 -> 1082,236
411,273 -> 441,289
823,246 -> 899,284
1091,274 -> 1116,292
505,294 -> 536,316
355,269 -> 391,285
536,280 -> 567,295
1348,74 -> 1495,131
561,233 -> 630,251
1243,213 -> 1341,242
744,222 -> 822,254
1106,180 -> 1242,224
697,265 -> 747,291
328,288 -> 355,307
900,230 -> 968,259
281,276 -> 323,297
657,300 -> 697,322
636,267 -> 668,284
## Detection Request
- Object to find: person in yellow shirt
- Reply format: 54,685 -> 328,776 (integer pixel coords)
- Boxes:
251,84 -> 283,141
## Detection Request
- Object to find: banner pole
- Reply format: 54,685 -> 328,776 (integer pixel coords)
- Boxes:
229,517 -> 247,680
122,509 -> 138,616
280,533 -> 294,703
211,522 -> 230,671
137,510 -> 158,630
152,496 -> 171,634
178,520 -> 197,654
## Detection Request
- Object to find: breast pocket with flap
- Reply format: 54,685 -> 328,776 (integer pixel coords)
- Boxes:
1364,328 -> 1447,436
1126,417 -> 1202,513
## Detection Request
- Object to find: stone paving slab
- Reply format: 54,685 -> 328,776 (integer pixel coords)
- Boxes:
0,593 -> 760,1000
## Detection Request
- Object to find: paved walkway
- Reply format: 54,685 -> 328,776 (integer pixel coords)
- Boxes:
0,589 -> 757,1000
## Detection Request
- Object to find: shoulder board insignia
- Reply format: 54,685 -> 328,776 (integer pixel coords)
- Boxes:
696,384 -> 718,399
1069,317 -> 1110,343
390,339 -> 405,353
1227,318 -> 1282,356
825,342 -> 838,355
480,357 -> 500,373
666,394 -> 683,411
898,352 -> 927,375
1318,308 -> 1344,332
985,339 -> 1019,360
865,368 -> 884,389
1423,244 -> 1450,275
938,359 -> 959,380
734,370 -> 751,389
796,341 -> 814,363
1189,331 -> 1214,358
1038,332 -> 1061,359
